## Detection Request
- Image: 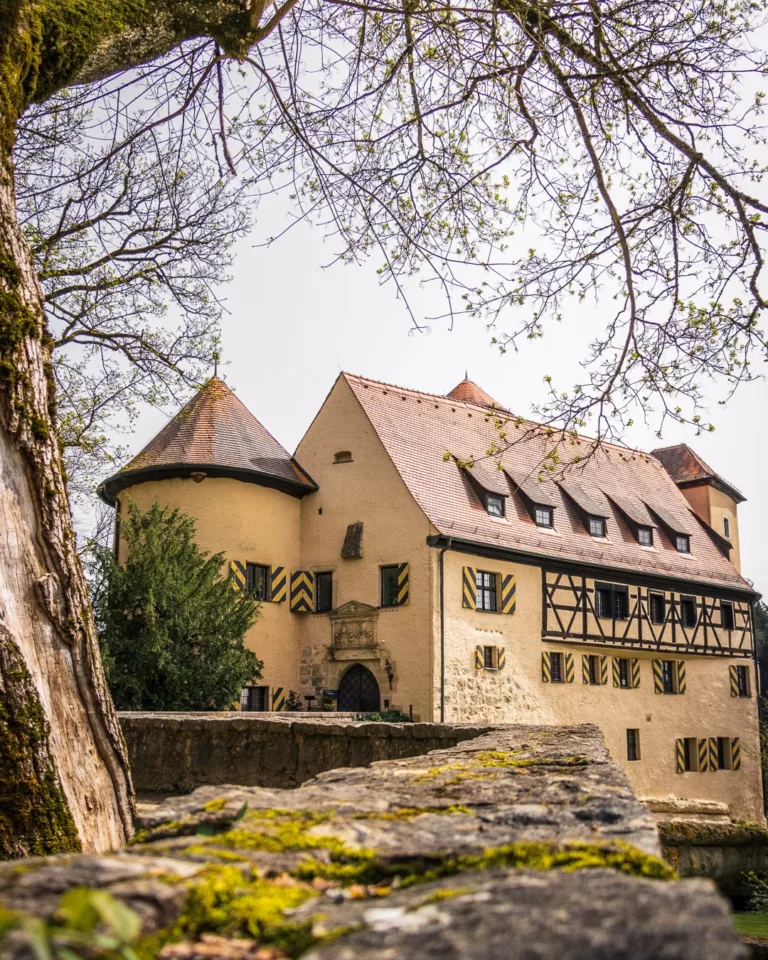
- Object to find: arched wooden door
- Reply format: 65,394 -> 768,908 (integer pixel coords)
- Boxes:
336,664 -> 381,712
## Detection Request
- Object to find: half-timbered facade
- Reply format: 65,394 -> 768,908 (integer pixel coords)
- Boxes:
100,372 -> 763,821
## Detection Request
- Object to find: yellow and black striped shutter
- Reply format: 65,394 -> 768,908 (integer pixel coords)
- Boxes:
270,567 -> 287,603
729,664 -> 739,697
676,661 -> 687,694
652,659 -> 664,694
708,737 -> 718,771
698,738 -> 710,772
289,571 -> 314,612
612,658 -> 621,688
462,567 -> 477,610
675,739 -> 685,774
498,647 -> 506,670
541,651 -> 551,682
564,652 -> 575,683
397,563 -> 410,605
272,687 -> 285,712
582,655 -> 590,684
599,656 -> 608,685
631,659 -> 640,689
500,574 -> 516,615
230,560 -> 247,592
475,646 -> 484,670
731,737 -> 741,770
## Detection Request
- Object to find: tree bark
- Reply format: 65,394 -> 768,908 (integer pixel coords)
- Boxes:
0,0 -> 290,856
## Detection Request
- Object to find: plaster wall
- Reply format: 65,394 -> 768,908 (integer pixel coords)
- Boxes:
116,477 -> 303,700
295,377 -> 436,719
438,549 -> 763,821
677,484 -> 742,572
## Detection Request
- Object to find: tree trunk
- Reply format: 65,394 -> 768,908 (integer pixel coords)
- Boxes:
0,0 -> 277,856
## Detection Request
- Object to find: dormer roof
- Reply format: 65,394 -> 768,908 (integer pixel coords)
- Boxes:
98,377 -> 316,505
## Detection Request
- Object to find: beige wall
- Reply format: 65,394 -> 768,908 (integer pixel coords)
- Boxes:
117,477 -> 303,703
296,377 -> 436,718
679,483 -> 742,572
438,549 -> 763,821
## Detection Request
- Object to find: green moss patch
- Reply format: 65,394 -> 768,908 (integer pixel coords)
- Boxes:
659,821 -> 768,847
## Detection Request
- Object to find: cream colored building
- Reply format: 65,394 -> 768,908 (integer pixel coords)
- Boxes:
100,373 -> 763,820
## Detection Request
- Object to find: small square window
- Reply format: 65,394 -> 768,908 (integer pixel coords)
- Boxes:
534,506 -> 553,528
638,527 -> 654,547
550,652 -> 563,683
315,572 -> 333,613
486,494 -> 505,518
649,593 -> 666,625
680,597 -> 697,628
241,686 -> 269,712
716,737 -> 732,771
683,737 -> 698,772
627,729 -> 640,761
475,571 -> 498,612
676,534 -> 691,554
736,665 -> 750,697
660,660 -> 677,694
618,659 -> 630,689
721,602 -> 735,631
381,565 -> 400,607
596,583 -> 628,620
246,563 -> 270,601
723,517 -> 731,539
589,516 -> 606,538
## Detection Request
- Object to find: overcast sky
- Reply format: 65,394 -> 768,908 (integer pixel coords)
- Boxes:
114,186 -> 767,602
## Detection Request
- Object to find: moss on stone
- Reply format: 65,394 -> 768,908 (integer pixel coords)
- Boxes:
475,750 -> 590,770
203,798 -> 228,813
658,820 -> 768,847
351,805 -> 474,821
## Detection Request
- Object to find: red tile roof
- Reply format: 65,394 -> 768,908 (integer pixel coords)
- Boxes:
652,444 -> 746,503
446,378 -> 501,408
344,374 -> 753,594
99,378 -> 316,504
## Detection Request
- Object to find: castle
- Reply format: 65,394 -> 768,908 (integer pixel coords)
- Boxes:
99,373 -> 762,820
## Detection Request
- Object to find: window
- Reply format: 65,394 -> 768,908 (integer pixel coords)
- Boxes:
589,516 -> 606,538
315,572 -> 333,613
637,526 -> 654,547
246,563 -> 270,601
649,593 -> 666,625
534,505 -> 553,528
736,665 -> 750,697
723,517 -> 731,539
676,534 -> 691,554
550,652 -> 564,683
483,646 -> 496,669
586,654 -> 600,685
721,601 -> 735,632
475,570 -> 498,612
486,494 -> 505,518
595,583 -> 629,620
380,566 -> 400,607
716,737 -> 732,771
241,686 -> 269,712
683,737 -> 698,772
626,729 -> 640,761
660,659 -> 676,694
680,596 -> 697,628
334,450 -> 352,463
618,658 -> 630,689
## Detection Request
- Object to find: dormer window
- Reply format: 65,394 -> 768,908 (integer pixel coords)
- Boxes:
588,516 -> 606,538
486,493 -> 505,518
637,527 -> 654,547
535,506 -> 553,528
675,534 -> 691,554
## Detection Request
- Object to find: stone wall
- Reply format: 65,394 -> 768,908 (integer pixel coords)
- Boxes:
119,712 -> 495,793
660,821 -> 768,899
0,723 -> 746,959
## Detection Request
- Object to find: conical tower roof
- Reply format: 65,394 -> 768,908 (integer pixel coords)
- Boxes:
98,377 -> 316,504
445,377 -> 500,408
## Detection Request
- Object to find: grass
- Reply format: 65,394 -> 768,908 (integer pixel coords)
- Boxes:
733,912 -> 768,939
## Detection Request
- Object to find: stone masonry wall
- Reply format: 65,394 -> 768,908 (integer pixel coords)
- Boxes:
119,713 -> 495,792
0,723 -> 746,960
